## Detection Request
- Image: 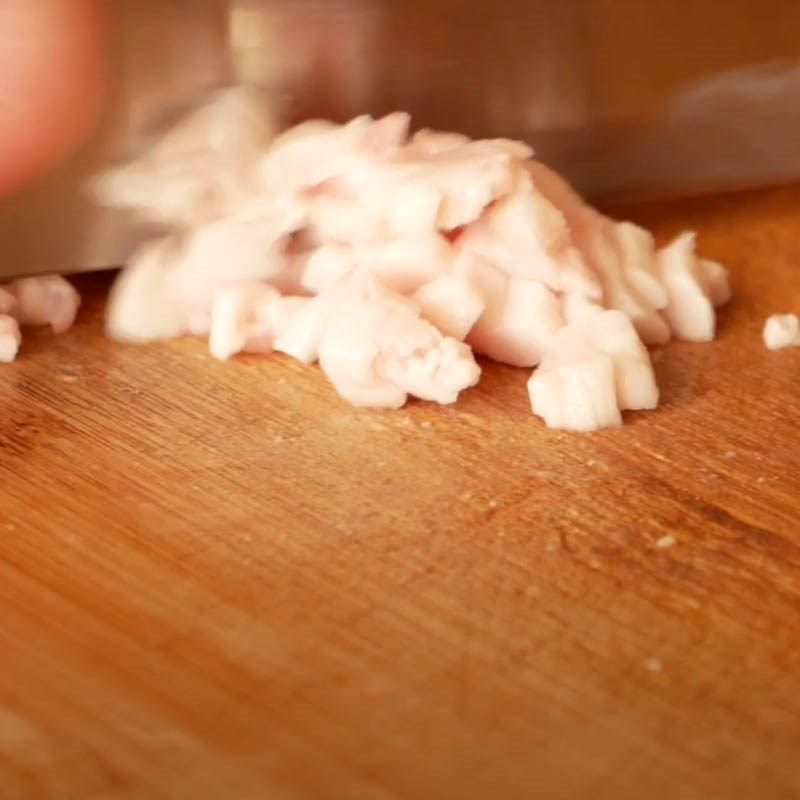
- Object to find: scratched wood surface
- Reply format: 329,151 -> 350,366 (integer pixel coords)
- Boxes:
1,185 -> 799,800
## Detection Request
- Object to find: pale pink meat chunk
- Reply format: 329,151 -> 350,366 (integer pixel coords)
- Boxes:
561,292 -> 604,324
301,139 -> 524,242
272,296 -> 331,364
209,283 -> 283,360
458,190 -> 600,298
0,288 -> 17,316
318,291 -> 480,408
409,129 -> 532,161
300,244 -> 356,294
614,222 -> 668,310
763,314 -> 800,350
93,87 -> 280,227
107,200 -> 304,342
413,275 -> 485,341
259,113 -> 410,195
529,347 -> 622,431
457,253 -> 564,367
274,269 -> 418,365
0,315 -> 21,363
95,104 -> 732,428
8,276 -> 80,334
528,309 -> 658,431
106,238 -> 188,343
528,161 -> 671,345
580,214 -> 671,345
369,138 -> 534,232
657,232 -> 719,342
299,236 -> 455,296
698,258 -> 732,308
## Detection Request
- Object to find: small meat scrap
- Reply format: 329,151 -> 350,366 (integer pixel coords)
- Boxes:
209,283 -> 283,360
93,86 -> 280,227
764,313 -> 800,350
657,233 -> 720,343
0,276 -> 80,363
96,97 -> 731,428
527,309 -> 658,431
8,276 -> 81,334
0,316 -> 21,363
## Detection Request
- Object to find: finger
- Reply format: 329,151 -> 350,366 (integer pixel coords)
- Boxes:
0,0 -> 108,196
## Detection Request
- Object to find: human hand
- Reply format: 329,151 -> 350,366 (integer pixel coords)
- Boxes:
0,0 -> 107,197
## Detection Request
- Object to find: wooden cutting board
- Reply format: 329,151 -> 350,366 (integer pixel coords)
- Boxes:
0,185 -> 798,800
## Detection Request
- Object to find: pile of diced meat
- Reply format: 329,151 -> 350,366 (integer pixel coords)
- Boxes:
89,87 -> 734,431
14,88 -> 738,431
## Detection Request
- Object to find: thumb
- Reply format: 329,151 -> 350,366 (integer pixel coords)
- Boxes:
0,0 -> 108,197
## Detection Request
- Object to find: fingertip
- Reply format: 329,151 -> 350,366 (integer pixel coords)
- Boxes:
0,0 -> 108,196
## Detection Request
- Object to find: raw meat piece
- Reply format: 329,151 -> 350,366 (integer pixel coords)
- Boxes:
527,309 -> 658,431
456,254 -> 564,367
528,161 -> 670,344
209,283 -> 282,360
107,200 -> 304,343
561,292 -> 603,324
614,222 -> 668,310
259,113 -> 410,195
106,238 -> 188,343
96,103 -> 731,426
272,296 -> 330,364
698,258 -> 732,307
409,129 -> 532,161
657,232 -> 718,342
763,313 -> 800,350
274,269 -> 419,365
94,86 -> 279,227
318,287 -> 480,408
0,316 -> 21,363
0,288 -> 18,317
368,137 -> 534,232
300,244 -> 357,294
413,275 -> 485,341
458,190 -> 600,298
8,276 -> 81,334
529,348 -> 622,431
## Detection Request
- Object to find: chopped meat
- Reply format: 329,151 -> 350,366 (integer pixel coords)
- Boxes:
0,316 -> 21,363
529,162 -> 670,344
272,296 -> 329,364
698,258 -> 732,308
106,200 -> 304,343
0,275 -> 79,363
7,276 -> 81,334
527,160 -> 732,346
363,136 -> 534,233
528,309 -> 658,431
93,86 -> 280,227
318,286 -> 480,408
97,100 -> 730,428
763,313 -> 800,350
457,253 -> 563,367
106,238 -> 188,343
0,288 -> 18,316
413,275 -> 485,341
209,283 -> 282,360
458,190 -> 600,297
657,232 -> 718,342
259,113 -> 410,196
274,269 -> 418,367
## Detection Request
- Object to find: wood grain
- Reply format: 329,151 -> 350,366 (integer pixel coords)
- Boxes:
1,185 -> 799,800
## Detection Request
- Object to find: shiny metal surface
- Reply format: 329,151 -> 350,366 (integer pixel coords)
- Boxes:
3,0 -> 800,277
